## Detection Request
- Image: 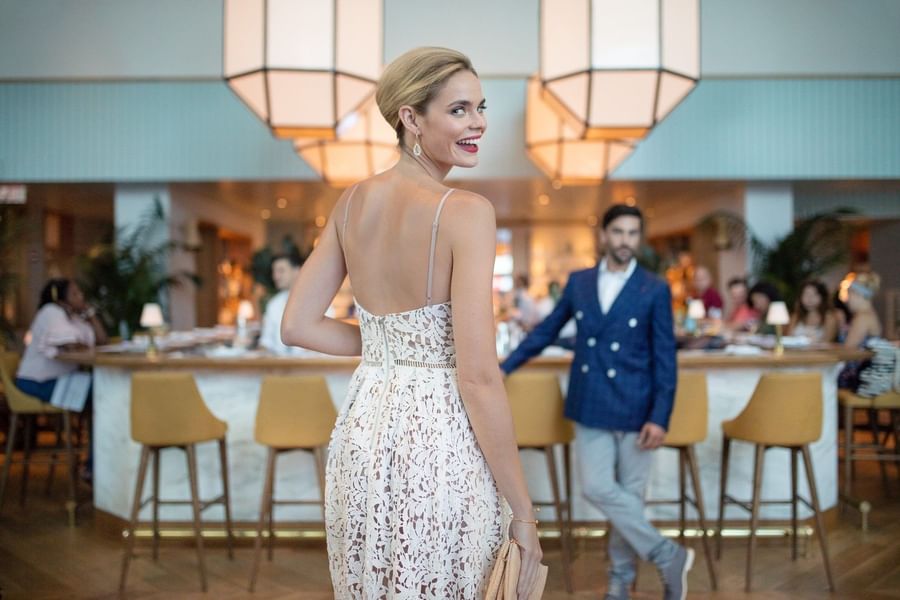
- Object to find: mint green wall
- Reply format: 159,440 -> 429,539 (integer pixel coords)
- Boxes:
1,78 -> 898,182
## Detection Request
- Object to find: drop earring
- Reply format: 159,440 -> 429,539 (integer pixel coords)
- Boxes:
413,132 -> 422,157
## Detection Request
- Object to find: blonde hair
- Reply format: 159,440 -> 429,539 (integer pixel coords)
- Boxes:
376,47 -> 476,146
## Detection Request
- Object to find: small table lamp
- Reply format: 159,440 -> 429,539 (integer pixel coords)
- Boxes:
139,302 -> 164,358
235,300 -> 255,348
766,301 -> 791,356
686,299 -> 706,336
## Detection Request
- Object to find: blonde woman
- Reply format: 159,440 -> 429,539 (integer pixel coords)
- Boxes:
282,48 -> 543,598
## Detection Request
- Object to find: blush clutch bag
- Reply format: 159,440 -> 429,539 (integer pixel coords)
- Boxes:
484,538 -> 548,599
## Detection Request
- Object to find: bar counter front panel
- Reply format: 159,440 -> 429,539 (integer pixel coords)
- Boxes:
68,350 -> 855,525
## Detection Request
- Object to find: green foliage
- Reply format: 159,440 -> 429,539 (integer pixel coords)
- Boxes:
696,209 -> 856,308
77,198 -> 198,337
0,206 -> 21,345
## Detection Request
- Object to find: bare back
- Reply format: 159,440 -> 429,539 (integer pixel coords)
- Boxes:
338,174 -> 455,315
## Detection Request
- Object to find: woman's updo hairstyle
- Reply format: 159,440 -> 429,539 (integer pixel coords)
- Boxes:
376,47 -> 476,146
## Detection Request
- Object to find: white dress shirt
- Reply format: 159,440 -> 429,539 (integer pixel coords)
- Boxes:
597,258 -> 637,314
259,290 -> 294,355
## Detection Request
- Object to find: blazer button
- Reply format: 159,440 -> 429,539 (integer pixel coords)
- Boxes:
587,337 -> 596,347
576,310 -> 584,320
628,318 -> 638,328
610,341 -> 620,352
607,368 -> 617,379
581,364 -> 590,373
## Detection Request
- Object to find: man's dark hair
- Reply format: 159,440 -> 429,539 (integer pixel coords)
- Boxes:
602,204 -> 644,230
271,253 -> 302,269
727,277 -> 748,289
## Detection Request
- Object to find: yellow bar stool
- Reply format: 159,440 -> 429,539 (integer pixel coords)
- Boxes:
505,371 -> 575,593
715,372 -> 835,593
0,350 -> 79,525
646,371 -> 717,589
119,372 -> 234,593
248,375 -> 337,592
838,389 -> 900,529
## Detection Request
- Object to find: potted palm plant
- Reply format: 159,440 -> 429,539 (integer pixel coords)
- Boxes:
78,198 -> 199,339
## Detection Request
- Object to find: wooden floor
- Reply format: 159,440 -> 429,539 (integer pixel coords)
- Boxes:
0,459 -> 898,599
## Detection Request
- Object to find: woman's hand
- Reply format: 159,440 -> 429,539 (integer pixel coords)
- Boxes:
509,519 -> 543,599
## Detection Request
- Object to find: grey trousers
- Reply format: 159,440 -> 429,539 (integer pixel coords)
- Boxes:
575,424 -> 675,586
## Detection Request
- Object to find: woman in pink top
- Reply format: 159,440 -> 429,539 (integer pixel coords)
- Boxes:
15,278 -> 107,402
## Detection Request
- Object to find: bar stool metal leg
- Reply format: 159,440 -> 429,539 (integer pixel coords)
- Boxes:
63,412 -> 76,527
0,413 -> 18,512
678,448 -> 687,541
249,447 -> 277,592
20,415 -> 32,507
120,445 -> 151,591
314,447 -> 327,520
268,451 -> 277,561
716,435 -> 731,560
46,416 -> 62,494
685,445 -> 717,590
544,444 -> 573,593
790,447 -> 799,560
563,442 -> 573,543
800,445 -> 836,592
745,444 -> 765,592
218,438 -> 234,559
152,448 -> 161,560
185,444 -> 208,592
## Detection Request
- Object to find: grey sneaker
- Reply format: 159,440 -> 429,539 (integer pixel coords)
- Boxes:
660,546 -> 694,600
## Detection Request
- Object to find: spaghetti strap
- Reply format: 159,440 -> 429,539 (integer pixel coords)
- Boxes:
341,185 -> 358,248
426,189 -> 454,306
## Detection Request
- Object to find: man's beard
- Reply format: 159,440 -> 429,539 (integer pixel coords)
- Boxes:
608,246 -> 634,265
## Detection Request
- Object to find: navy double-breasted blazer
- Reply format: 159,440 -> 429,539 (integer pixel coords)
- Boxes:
501,265 -> 676,432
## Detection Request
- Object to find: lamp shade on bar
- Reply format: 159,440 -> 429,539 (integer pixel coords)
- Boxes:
224,0 -> 383,139
687,298 -> 706,320
294,96 -> 400,186
766,301 -> 791,326
525,76 -> 635,184
139,303 -> 164,328
539,0 -> 700,140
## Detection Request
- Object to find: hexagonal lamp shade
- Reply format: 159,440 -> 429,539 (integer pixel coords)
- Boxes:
294,96 -> 400,186
540,0 -> 700,140
526,77 -> 635,184
224,0 -> 383,139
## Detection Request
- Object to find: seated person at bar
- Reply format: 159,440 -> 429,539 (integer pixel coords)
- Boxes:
725,276 -> 759,329
692,265 -> 723,317
747,281 -> 782,334
259,253 -> 302,355
841,272 -> 882,348
15,278 -> 107,401
789,280 -> 839,342
838,272 -> 883,390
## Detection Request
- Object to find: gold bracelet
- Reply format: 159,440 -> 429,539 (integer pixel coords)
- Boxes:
511,517 -> 539,525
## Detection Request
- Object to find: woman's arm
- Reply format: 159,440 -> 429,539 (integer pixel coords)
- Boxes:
281,194 -> 361,356
843,312 -> 873,349
445,192 -> 542,596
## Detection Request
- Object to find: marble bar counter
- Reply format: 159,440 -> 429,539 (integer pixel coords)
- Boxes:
61,347 -> 867,525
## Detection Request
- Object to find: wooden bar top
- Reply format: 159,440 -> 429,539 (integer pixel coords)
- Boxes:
59,347 -> 870,372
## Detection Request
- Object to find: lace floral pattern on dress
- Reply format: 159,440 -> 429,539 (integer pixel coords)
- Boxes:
325,301 -> 504,599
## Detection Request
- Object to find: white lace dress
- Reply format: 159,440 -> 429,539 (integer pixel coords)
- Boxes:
324,299 -> 505,599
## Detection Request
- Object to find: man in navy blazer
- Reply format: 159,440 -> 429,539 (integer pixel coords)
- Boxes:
501,205 -> 692,600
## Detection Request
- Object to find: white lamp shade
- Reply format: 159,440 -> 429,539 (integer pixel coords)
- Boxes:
766,301 -> 791,326
540,0 -> 700,140
525,77 -> 635,184
224,0 -> 383,139
294,96 -> 400,185
687,299 -> 706,320
237,300 -> 255,321
139,303 -> 164,328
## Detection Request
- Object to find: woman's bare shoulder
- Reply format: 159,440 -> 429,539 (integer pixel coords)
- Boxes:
444,189 -> 495,224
